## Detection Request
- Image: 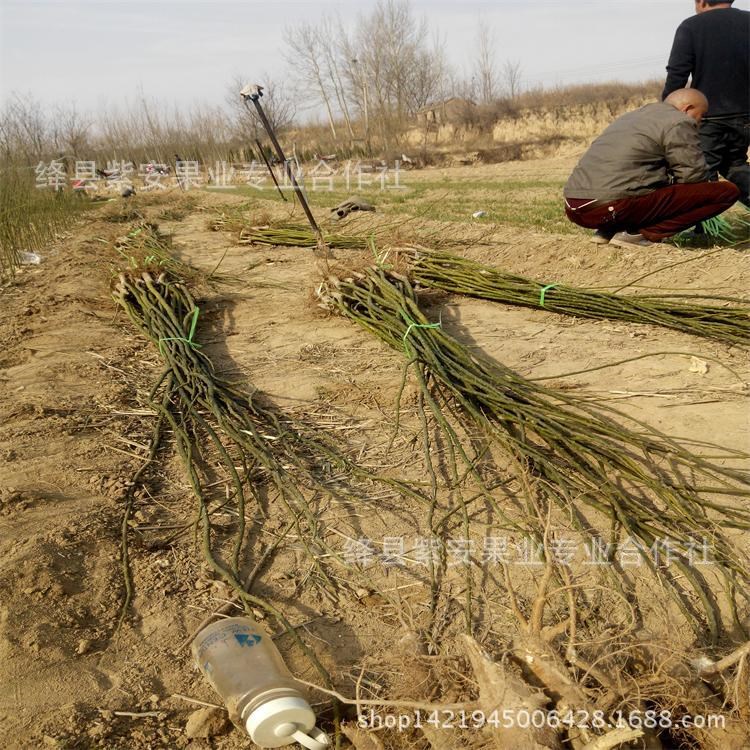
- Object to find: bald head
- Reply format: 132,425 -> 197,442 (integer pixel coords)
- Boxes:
665,88 -> 709,123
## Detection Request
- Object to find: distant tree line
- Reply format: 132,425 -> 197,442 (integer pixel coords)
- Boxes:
0,0 -> 661,168
283,1 -> 526,149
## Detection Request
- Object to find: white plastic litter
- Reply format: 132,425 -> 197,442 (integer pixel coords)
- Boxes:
192,617 -> 330,749
690,655 -> 716,674
688,357 -> 709,375
19,252 -> 42,265
472,211 -> 487,219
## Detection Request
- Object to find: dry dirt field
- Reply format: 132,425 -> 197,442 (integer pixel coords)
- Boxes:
1,157 -> 749,750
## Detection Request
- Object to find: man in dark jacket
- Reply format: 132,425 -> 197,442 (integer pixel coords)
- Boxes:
662,0 -> 750,206
564,89 -> 739,248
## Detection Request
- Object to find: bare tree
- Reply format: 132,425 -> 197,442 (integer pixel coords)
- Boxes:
53,105 -> 91,158
0,93 -> 49,165
444,67 -> 465,101
136,90 -> 166,159
349,0 -> 445,145
338,31 -> 371,146
226,74 -> 296,144
502,59 -> 523,101
282,0 -> 449,150
474,20 -> 498,104
97,103 -> 137,163
407,33 -> 448,113
284,23 -> 338,140
319,16 -> 355,141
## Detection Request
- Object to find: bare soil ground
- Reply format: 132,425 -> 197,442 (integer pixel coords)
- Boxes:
1,159 -> 748,749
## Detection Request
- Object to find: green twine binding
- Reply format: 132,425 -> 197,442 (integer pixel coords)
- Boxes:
402,315 -> 442,353
158,306 -> 202,354
539,283 -> 560,307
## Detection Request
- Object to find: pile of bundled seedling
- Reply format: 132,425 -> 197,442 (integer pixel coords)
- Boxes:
114,222 -> 178,271
107,210 -> 750,747
238,223 -> 369,250
110,239 -> 434,735
209,210 -> 368,249
112,264 -> 353,710
209,207 -> 495,252
114,220 -> 236,287
408,248 -> 750,346
317,265 -> 750,644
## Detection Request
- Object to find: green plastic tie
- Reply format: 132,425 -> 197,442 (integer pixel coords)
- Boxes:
158,306 -> 202,354
402,315 -> 441,353
539,283 -> 560,307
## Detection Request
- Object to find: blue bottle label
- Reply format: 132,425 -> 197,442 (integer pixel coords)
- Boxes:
234,633 -> 262,647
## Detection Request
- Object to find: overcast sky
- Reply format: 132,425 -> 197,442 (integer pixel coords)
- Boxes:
1,0 -> 748,116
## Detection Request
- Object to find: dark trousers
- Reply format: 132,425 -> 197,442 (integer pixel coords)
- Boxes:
565,182 -> 740,241
699,116 -> 750,207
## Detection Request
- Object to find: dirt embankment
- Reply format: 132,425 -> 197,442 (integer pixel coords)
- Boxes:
404,98 -> 653,160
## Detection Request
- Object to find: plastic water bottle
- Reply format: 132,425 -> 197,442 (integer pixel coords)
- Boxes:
191,616 -> 329,749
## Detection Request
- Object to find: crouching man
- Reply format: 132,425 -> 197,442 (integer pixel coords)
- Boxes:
563,88 -> 739,248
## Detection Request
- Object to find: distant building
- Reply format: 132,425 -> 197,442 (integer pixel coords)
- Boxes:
416,98 -> 476,127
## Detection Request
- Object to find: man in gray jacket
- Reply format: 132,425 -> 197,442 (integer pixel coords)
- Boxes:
564,89 -> 740,248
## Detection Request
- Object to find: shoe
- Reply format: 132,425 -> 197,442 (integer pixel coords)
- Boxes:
609,231 -> 653,248
591,229 -> 615,245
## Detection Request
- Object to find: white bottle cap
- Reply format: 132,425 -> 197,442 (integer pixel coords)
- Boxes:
244,696 -> 330,749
